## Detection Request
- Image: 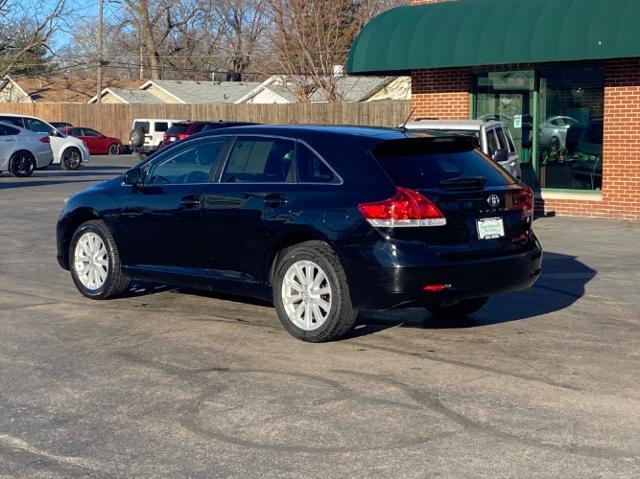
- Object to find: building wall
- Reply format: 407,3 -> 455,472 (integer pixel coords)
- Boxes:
0,82 -> 31,103
366,77 -> 412,102
144,85 -> 181,104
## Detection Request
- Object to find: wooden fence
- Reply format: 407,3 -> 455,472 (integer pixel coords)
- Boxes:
0,101 -> 411,144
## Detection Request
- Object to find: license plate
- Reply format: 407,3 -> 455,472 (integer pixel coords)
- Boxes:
170,137 -> 176,142
477,217 -> 505,240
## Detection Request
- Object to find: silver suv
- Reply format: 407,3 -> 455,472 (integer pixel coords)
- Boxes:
401,119 -> 522,180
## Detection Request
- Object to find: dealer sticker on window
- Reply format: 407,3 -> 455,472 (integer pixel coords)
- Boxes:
477,217 -> 505,240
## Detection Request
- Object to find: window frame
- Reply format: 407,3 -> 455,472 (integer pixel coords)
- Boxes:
140,136 -> 233,186
215,134 -> 343,186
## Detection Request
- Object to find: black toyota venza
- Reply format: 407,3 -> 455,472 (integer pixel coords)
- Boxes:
57,125 -> 542,342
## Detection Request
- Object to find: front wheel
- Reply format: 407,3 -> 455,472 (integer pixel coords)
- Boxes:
9,151 -> 36,177
273,241 -> 357,342
69,220 -> 130,299
61,148 -> 82,170
424,297 -> 489,318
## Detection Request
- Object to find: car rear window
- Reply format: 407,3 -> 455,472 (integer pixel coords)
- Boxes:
373,138 -> 515,189
166,123 -> 190,134
134,121 -> 150,134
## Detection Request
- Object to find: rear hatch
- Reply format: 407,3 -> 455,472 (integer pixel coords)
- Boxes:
163,122 -> 190,143
372,137 -> 533,258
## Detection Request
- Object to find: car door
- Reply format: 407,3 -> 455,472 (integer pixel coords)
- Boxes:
0,124 -> 17,161
201,135 -> 298,289
117,136 -> 231,284
81,128 -> 104,154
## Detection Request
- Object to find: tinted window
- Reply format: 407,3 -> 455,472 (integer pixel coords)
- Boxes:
374,139 -> 515,189
25,118 -> 52,134
146,138 -> 227,185
409,128 -> 480,140
0,116 -> 24,127
222,137 -> 295,183
83,129 -> 100,137
494,127 -> 512,152
134,121 -> 150,134
0,124 -> 19,136
166,123 -> 189,134
154,122 -> 169,132
297,143 -> 337,183
70,128 -> 83,136
486,130 -> 499,157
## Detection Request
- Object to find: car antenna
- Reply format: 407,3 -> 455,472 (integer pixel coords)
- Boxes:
399,108 -> 416,133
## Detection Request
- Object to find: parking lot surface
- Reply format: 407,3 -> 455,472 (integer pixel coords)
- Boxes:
0,155 -> 639,478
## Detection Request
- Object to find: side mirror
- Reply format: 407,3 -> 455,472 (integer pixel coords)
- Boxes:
492,148 -> 509,163
123,167 -> 142,186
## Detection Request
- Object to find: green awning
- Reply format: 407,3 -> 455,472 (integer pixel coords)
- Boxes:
347,0 -> 640,74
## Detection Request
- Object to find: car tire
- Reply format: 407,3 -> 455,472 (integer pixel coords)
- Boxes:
108,144 -> 120,155
9,151 -> 36,177
60,148 -> 82,170
129,127 -> 144,148
424,297 -> 489,318
69,220 -> 130,300
272,241 -> 358,342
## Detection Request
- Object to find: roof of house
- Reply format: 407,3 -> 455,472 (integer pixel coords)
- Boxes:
141,80 -> 261,104
238,75 -> 397,103
1,75 -> 143,102
89,86 -> 163,104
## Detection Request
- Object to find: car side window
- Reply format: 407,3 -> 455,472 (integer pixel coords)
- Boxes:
25,118 -> 52,134
296,143 -> 337,183
155,122 -> 169,133
0,116 -> 24,128
495,127 -> 511,153
83,129 -> 99,137
146,138 -> 227,185
222,137 -> 295,183
71,128 -> 83,136
486,130 -> 499,157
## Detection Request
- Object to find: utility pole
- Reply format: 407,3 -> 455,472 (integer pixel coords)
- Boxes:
96,0 -> 104,104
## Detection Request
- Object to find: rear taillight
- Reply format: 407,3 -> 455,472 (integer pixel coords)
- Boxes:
358,187 -> 446,227
178,133 -> 189,140
515,185 -> 534,220
163,133 -> 168,141
39,136 -> 50,143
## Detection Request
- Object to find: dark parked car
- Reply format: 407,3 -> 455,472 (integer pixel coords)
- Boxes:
162,120 -> 257,147
57,126 -> 542,342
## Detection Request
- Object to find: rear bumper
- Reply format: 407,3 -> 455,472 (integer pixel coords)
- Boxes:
339,236 -> 543,309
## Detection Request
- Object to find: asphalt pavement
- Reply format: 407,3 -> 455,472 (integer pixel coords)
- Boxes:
0,155 -> 639,478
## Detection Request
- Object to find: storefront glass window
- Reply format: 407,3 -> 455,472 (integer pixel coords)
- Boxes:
538,67 -> 604,190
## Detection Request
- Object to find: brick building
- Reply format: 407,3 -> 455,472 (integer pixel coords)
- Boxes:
348,0 -> 640,220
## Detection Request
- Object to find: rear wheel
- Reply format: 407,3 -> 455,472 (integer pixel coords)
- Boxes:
273,241 -> 357,342
61,148 -> 82,170
9,151 -> 36,177
108,144 -> 120,155
425,297 -> 489,318
69,220 -> 130,299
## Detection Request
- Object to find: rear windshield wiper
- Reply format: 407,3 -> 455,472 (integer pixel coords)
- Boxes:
439,176 -> 487,188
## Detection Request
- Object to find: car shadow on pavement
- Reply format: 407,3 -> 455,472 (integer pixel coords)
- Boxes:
0,179 -> 110,189
349,251 -> 597,338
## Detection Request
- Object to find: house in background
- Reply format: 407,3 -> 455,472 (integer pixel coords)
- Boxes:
237,74 -> 411,104
138,80 -> 261,104
0,75 -> 142,103
88,87 -> 162,104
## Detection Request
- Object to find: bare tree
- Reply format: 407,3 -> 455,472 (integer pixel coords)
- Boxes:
200,0 -> 268,81
267,0 -> 363,102
0,0 -> 67,77
118,0 -> 199,79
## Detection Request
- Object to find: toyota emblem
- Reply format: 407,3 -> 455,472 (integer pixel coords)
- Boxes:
487,194 -> 500,207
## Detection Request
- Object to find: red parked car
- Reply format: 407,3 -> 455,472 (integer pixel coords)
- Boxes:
62,127 -> 123,155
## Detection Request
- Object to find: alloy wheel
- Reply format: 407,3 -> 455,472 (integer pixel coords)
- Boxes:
63,150 -> 81,169
281,260 -> 332,331
74,232 -> 109,290
11,153 -> 35,177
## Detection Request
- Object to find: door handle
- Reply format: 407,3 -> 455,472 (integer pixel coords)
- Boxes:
179,195 -> 201,209
264,193 -> 288,208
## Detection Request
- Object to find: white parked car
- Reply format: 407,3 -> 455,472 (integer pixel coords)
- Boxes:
129,118 -> 183,157
0,114 -> 90,170
0,121 -> 54,177
401,119 -> 522,180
